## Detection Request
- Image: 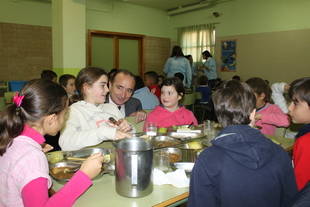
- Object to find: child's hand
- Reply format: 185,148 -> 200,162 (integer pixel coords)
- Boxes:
255,114 -> 262,121
115,130 -> 131,140
117,119 -> 132,132
42,144 -> 53,153
80,153 -> 104,179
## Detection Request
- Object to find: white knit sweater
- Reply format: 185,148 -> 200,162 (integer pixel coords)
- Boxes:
59,101 -> 124,151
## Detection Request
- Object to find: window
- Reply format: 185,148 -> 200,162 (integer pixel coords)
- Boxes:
178,24 -> 216,62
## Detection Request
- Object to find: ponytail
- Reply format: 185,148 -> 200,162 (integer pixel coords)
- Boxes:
0,79 -> 68,156
0,104 -> 25,156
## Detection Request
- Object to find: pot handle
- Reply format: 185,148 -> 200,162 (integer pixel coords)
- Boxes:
131,154 -> 138,185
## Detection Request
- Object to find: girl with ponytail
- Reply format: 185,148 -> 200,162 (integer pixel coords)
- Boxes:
0,79 -> 104,207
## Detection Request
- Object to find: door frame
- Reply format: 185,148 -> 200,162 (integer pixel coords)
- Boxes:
87,30 -> 144,76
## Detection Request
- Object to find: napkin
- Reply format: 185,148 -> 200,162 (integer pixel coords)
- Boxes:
153,168 -> 190,188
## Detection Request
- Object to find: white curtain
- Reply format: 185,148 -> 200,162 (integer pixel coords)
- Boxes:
178,24 -> 216,63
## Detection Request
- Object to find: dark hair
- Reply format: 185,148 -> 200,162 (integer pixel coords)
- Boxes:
110,69 -> 135,84
0,79 -> 67,156
198,75 -> 208,85
174,72 -> 184,82
59,74 -> 75,88
135,76 -> 145,90
108,68 -> 118,80
171,45 -> 184,57
246,77 -> 272,102
213,80 -> 256,127
232,75 -> 241,81
41,70 -> 57,81
202,50 -> 212,58
162,77 -> 185,97
144,71 -> 159,84
289,77 -> 310,106
75,67 -> 107,99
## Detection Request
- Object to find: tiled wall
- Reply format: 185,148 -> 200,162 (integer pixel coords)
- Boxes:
143,36 -> 171,75
0,22 -> 52,81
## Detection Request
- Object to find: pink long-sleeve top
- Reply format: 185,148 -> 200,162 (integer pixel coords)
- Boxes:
0,125 -> 92,207
255,103 -> 290,136
144,105 -> 198,131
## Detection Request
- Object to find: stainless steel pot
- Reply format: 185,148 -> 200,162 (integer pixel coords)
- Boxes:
114,137 -> 153,198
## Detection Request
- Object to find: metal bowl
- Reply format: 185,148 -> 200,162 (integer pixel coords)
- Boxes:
49,161 -> 81,183
155,147 -> 182,163
152,136 -> 181,148
69,147 -> 111,158
173,162 -> 195,173
179,143 -> 204,162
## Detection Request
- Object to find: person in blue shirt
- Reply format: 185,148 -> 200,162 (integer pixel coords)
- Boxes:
188,80 -> 297,207
195,75 -> 211,104
132,76 -> 159,110
164,45 -> 192,88
199,50 -> 217,89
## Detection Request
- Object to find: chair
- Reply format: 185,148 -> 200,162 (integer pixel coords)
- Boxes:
4,91 -> 15,104
0,97 -> 6,111
194,97 -> 217,124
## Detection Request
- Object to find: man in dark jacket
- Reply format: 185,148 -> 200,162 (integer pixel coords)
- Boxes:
188,80 -> 297,207
106,69 -> 146,122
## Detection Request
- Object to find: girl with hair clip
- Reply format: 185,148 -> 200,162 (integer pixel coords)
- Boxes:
0,79 -> 104,207
59,67 -> 131,151
144,77 -> 198,130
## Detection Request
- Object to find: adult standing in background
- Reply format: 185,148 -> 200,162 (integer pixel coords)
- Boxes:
164,45 -> 192,88
199,50 -> 218,89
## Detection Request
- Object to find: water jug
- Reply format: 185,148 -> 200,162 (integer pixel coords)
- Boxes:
114,137 -> 153,197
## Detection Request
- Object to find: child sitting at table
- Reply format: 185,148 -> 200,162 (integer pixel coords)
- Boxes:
195,75 -> 211,104
246,77 -> 290,135
59,74 -> 77,104
59,67 -> 131,151
288,77 -> 310,191
188,80 -> 297,207
144,71 -> 161,100
144,77 -> 197,130
0,79 -> 104,206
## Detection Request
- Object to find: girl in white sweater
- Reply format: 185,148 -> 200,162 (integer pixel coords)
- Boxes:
59,67 -> 131,151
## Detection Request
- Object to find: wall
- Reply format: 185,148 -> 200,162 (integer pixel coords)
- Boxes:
86,0 -> 174,39
0,22 -> 52,80
0,0 -> 51,26
170,0 -> 310,83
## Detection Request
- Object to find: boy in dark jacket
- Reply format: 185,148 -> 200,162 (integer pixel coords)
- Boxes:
188,80 -> 297,207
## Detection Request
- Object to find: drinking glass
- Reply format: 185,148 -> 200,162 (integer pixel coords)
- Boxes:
146,122 -> 157,137
153,152 -> 170,172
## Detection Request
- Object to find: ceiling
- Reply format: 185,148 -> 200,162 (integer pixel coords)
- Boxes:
116,0 -> 224,12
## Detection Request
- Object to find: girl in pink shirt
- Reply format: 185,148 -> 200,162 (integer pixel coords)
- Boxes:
246,77 -> 290,135
0,79 -> 104,207
144,77 -> 198,130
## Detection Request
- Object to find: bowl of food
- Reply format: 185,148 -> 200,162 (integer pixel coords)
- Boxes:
173,162 -> 195,173
152,136 -> 181,149
49,161 -> 81,183
155,147 -> 182,163
179,142 -> 204,162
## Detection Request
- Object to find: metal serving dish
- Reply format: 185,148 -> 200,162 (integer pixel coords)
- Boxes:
152,136 -> 181,149
155,147 -> 182,163
168,131 -> 204,141
173,162 -> 195,173
179,143 -> 204,162
46,147 -> 112,164
49,161 -> 81,183
68,147 -> 111,159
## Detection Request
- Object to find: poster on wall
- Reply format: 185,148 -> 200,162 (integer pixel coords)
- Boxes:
221,40 -> 236,72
